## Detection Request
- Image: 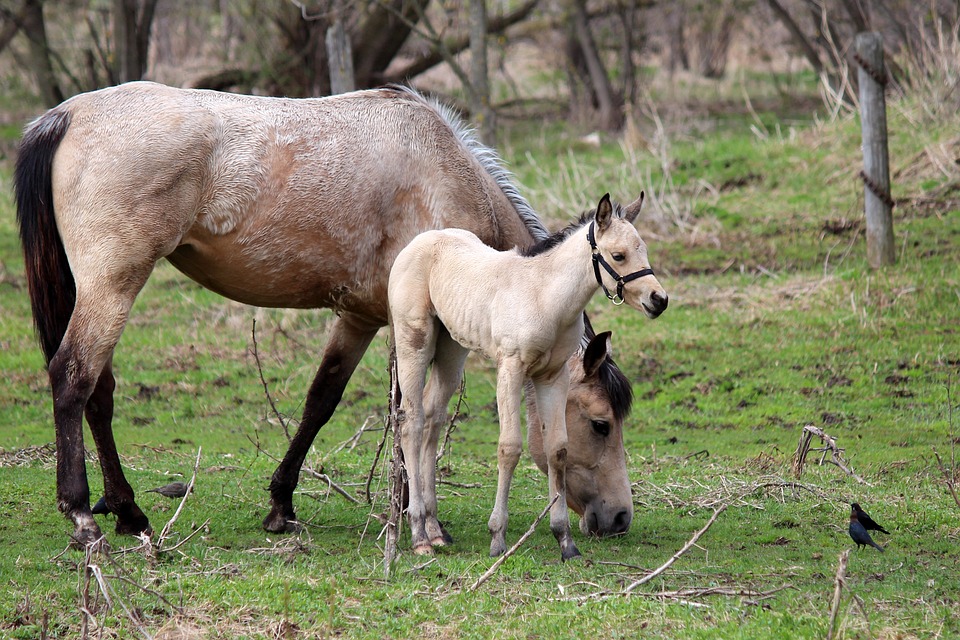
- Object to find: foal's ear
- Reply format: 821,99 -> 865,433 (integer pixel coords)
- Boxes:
595,193 -> 613,231
623,191 -> 645,224
583,330 -> 613,377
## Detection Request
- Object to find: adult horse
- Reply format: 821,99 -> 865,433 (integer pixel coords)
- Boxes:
15,81 -> 637,548
390,194 -> 667,560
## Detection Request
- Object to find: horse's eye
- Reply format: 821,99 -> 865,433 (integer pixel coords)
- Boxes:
591,420 -> 610,437
612,253 -> 625,262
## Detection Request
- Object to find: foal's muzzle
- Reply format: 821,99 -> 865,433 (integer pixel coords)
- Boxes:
643,291 -> 669,318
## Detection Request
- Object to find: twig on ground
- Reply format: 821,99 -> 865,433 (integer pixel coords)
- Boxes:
436,375 -> 466,462
251,318 -> 291,441
300,465 -> 362,504
156,447 -> 202,551
827,549 -> 849,640
934,375 -> 960,509
468,493 -> 561,592
366,413 -> 391,504
624,504 -> 727,592
384,349 -> 404,579
794,424 -> 871,485
933,447 -> 960,509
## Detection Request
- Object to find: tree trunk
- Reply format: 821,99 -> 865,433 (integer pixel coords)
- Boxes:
20,0 -> 63,107
765,0 -> 823,75
326,20 -> 354,95
569,0 -> 623,130
470,0 -> 495,146
113,0 -> 158,83
381,0 -> 538,86
353,0 -> 428,88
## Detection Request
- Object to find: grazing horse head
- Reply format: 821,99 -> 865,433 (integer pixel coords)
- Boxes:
527,325 -> 634,537
589,193 -> 668,318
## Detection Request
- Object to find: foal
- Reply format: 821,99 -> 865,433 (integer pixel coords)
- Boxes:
389,193 -> 668,560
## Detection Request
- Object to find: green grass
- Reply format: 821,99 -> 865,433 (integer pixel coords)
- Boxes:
1,87 -> 959,639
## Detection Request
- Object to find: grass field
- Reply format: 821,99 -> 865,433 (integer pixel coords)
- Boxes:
0,77 -> 958,639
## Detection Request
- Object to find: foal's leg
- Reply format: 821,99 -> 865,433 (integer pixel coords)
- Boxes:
420,328 -> 468,547
394,317 -> 440,555
264,313 -> 379,533
86,358 -> 150,536
488,357 -> 526,557
533,367 -> 580,561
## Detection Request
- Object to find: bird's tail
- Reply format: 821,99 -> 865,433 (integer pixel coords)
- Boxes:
872,541 -> 885,552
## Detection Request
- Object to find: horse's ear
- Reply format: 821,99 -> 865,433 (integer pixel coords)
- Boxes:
583,330 -> 613,377
623,191 -> 645,224
595,193 -> 613,231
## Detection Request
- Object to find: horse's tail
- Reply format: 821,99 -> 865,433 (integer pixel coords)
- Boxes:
14,108 -> 74,366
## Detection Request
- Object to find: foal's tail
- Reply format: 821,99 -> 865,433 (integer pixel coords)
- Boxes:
14,109 -> 74,366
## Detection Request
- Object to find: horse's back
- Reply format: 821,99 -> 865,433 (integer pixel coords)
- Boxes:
41,82 -> 530,315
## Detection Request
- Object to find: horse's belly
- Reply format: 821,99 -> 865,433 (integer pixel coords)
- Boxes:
166,243 -> 387,318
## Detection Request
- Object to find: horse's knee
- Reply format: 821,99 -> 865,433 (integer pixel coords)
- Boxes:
497,441 -> 522,467
550,446 -> 568,468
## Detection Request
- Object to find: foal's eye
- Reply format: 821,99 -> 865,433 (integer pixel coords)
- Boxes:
612,253 -> 625,262
591,420 -> 611,437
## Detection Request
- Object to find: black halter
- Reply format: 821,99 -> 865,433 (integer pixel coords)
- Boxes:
587,221 -> 655,305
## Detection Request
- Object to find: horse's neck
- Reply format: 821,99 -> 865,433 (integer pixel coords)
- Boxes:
533,225 -> 598,318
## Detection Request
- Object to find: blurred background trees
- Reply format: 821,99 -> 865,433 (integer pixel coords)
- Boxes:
0,0 -> 958,131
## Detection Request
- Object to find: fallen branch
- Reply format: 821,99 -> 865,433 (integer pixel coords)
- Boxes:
300,465 -> 362,505
156,447 -> 202,551
384,349 -> 403,579
469,493 -> 561,592
251,318 -> 291,441
625,504 -> 728,592
436,375 -> 466,462
826,549 -> 849,640
933,447 -> 960,510
794,424 -> 871,485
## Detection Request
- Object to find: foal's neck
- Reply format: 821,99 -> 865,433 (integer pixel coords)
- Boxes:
531,224 -> 599,320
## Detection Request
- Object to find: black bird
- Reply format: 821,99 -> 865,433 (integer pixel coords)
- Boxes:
146,481 -> 190,498
849,506 -> 884,552
851,502 -> 889,535
91,495 -> 110,515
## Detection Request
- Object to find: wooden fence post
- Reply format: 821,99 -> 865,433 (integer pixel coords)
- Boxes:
326,20 -> 354,95
855,32 -> 895,267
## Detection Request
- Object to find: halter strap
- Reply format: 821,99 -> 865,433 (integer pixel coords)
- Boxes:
587,222 -> 655,305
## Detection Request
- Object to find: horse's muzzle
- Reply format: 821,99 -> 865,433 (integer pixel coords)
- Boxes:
643,291 -> 669,318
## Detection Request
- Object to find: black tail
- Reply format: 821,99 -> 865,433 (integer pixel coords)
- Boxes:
14,108 -> 74,366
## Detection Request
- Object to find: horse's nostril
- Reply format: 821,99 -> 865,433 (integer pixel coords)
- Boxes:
612,509 -> 632,534
651,291 -> 668,311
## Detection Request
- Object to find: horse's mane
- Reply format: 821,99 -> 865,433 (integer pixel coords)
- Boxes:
582,315 -> 633,423
518,199 -> 628,258
388,85 -> 549,243
518,212 -> 590,257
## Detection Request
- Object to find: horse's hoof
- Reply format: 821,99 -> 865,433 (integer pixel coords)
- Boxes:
263,510 -> 301,534
561,544 -> 582,562
69,525 -> 106,551
429,536 -> 449,548
114,512 -> 151,537
413,544 -> 435,556
438,524 -> 455,545
489,540 -> 506,557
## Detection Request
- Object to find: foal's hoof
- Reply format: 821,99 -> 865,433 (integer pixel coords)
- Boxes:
430,523 -> 454,547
